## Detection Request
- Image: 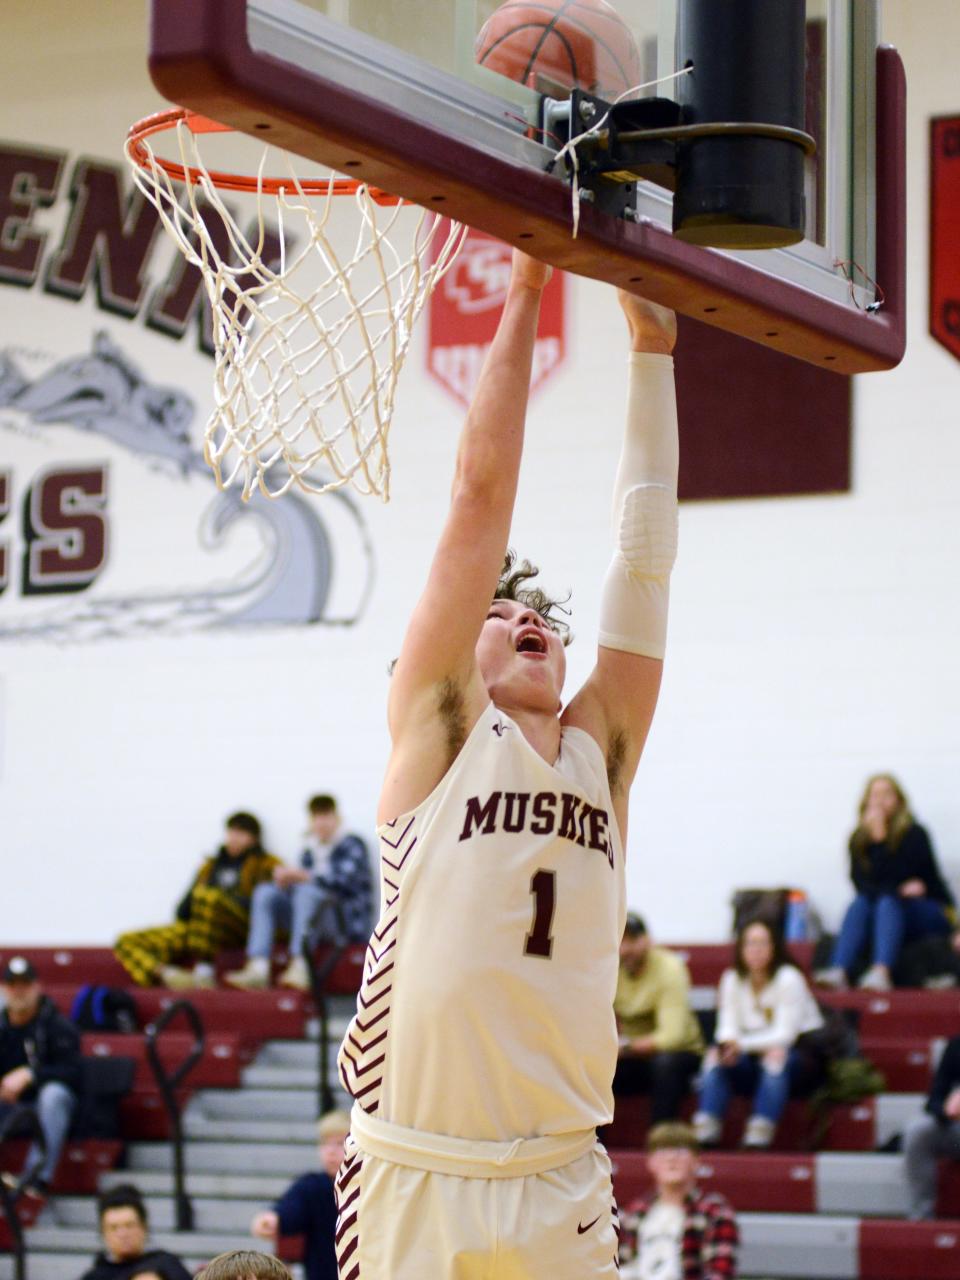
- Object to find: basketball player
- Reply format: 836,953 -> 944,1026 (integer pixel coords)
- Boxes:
336,250 -> 678,1279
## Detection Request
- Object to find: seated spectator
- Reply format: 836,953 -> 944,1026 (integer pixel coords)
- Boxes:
694,920 -> 824,1150
79,1183 -> 191,1279
618,1121 -> 739,1279
226,796 -> 373,992
198,1254 -> 292,1280
815,774 -> 955,992
613,913 -> 705,1123
903,1034 -> 960,1219
250,1108 -> 349,1280
0,956 -> 81,1199
114,813 -> 280,990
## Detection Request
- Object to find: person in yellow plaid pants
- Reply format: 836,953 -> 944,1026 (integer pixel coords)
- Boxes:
115,813 -> 281,990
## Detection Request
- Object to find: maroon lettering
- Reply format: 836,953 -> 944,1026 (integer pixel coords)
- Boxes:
558,793 -> 582,842
22,466 -> 109,596
45,160 -> 160,315
524,868 -> 556,959
0,146 -> 65,286
502,791 -> 530,833
0,470 -> 9,593
148,201 -> 284,354
588,808 -> 614,866
458,792 -> 502,841
575,802 -> 592,849
530,791 -> 557,835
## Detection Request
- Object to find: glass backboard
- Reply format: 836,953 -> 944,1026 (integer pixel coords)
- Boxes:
144,0 -> 905,373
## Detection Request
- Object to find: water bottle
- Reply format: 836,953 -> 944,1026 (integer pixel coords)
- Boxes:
784,890 -> 809,942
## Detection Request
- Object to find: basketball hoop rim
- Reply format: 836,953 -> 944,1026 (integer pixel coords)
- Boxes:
126,107 -> 403,203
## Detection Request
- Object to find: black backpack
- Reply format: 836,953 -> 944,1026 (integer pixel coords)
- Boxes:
70,984 -> 140,1033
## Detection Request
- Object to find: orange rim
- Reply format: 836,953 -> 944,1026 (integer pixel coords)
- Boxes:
126,108 -> 402,204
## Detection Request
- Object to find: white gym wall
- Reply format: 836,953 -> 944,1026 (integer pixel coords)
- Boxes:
1,1 -> 957,945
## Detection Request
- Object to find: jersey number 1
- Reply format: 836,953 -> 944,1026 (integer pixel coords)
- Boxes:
524,869 -> 556,959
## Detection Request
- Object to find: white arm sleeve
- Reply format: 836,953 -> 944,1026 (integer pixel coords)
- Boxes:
598,352 -> 679,661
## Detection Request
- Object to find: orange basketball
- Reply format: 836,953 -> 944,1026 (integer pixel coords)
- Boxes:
475,0 -> 642,100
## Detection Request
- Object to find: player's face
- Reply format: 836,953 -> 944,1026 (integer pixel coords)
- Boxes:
476,599 -> 566,712
648,1145 -> 697,1192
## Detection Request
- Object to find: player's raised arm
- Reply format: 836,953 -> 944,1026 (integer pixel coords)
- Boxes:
380,251 -> 552,820
563,294 -> 678,836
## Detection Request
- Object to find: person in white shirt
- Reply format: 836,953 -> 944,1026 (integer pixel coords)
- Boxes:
693,920 -> 823,1149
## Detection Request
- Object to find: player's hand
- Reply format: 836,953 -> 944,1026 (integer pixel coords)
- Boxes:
511,249 -> 553,292
898,878 -> 926,899
251,1210 -> 279,1239
617,290 -> 677,355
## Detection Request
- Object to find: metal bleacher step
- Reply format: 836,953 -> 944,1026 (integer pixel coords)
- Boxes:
189,1085 -> 325,1122
183,1114 -> 343,1142
875,1092 -> 925,1146
21,1223 -> 258,1257
98,1168 -> 291,1199
817,1153 -> 909,1217
738,1213 -> 859,1280
45,1193 -> 266,1232
127,1137 -> 318,1174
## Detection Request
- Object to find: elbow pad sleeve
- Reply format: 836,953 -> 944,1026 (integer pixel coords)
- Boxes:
598,354 -> 678,661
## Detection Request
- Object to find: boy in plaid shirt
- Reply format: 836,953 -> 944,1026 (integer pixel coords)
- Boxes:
619,1122 -> 738,1280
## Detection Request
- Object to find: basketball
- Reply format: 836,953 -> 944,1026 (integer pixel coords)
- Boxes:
475,0 -> 642,100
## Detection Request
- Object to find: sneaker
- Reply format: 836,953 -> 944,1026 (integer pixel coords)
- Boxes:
1,1171 -> 49,1201
159,965 -> 196,991
923,973 -> 959,990
692,1112 -> 722,1147
742,1116 -> 776,1149
277,957 -> 311,992
813,966 -> 848,990
224,959 -> 270,991
857,964 -> 892,992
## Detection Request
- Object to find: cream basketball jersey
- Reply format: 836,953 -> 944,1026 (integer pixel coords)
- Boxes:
338,701 -> 626,1142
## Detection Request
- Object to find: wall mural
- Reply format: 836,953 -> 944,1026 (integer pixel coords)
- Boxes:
0,141 -> 375,640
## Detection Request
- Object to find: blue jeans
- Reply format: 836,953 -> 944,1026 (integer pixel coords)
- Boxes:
0,1082 -> 77,1185
831,892 -> 952,974
698,1049 -> 803,1124
246,881 -> 344,958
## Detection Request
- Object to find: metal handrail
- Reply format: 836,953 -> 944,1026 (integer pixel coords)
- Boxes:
0,1104 -> 47,1280
144,999 -> 205,1232
303,897 -> 348,1116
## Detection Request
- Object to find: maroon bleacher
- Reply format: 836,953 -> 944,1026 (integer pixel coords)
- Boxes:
860,1219 -> 960,1279
666,942 -> 816,987
0,1139 -> 122,1194
610,1149 -> 817,1212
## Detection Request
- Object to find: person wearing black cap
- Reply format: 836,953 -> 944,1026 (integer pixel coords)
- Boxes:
0,955 -> 82,1198
614,914 -> 705,1123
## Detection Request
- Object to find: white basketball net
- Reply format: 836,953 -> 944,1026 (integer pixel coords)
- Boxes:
126,117 -> 467,501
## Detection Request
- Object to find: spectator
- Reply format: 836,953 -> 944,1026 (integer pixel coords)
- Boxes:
694,920 -> 824,1150
619,1121 -> 738,1279
903,1035 -> 960,1219
226,796 -> 373,992
250,1108 -> 349,1280
0,956 -> 81,1199
815,774 -> 955,992
613,914 -> 705,1123
78,1184 -> 191,1279
198,1253 -> 292,1280
114,813 -> 280,990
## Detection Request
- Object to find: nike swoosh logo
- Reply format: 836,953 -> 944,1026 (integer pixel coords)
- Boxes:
577,1215 -> 602,1235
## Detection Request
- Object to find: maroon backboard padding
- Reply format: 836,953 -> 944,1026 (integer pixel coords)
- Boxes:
930,115 -> 960,362
145,1 -> 906,374
675,313 -> 851,501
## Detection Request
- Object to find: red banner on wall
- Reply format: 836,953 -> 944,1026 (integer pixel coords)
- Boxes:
427,230 -> 565,407
930,116 -> 960,363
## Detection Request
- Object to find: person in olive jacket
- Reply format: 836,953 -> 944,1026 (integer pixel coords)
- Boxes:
0,955 -> 82,1197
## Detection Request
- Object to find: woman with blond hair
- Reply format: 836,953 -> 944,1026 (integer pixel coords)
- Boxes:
816,774 -> 955,992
